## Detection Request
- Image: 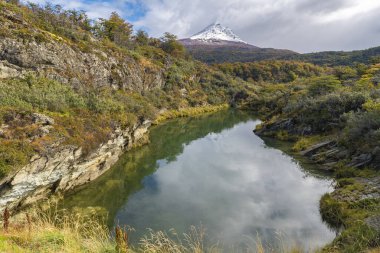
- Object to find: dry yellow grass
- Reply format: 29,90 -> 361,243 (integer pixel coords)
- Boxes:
154,104 -> 229,125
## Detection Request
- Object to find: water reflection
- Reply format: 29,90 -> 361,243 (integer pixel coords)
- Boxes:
61,110 -> 335,251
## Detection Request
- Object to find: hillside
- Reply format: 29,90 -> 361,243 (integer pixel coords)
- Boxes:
284,46 -> 380,66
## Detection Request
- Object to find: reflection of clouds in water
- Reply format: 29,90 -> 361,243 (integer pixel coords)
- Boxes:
115,121 -> 334,250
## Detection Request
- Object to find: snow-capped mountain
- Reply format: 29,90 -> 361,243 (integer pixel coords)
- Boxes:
190,23 -> 246,43
179,23 -> 297,63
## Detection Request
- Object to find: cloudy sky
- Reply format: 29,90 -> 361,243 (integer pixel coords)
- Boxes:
25,0 -> 380,53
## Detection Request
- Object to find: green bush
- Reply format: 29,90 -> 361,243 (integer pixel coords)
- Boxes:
307,75 -> 341,96
0,76 -> 85,112
284,92 -> 366,133
0,140 -> 34,177
335,167 -> 357,179
341,111 -> 380,152
320,193 -> 346,229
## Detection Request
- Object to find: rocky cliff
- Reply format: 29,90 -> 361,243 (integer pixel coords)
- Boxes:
0,37 -> 164,91
0,120 -> 151,212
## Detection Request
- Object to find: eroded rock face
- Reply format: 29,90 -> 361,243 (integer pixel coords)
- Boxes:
32,113 -> 55,125
0,121 -> 151,212
0,60 -> 25,79
0,37 -> 164,92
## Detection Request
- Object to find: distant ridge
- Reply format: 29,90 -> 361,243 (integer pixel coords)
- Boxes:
179,24 -> 298,64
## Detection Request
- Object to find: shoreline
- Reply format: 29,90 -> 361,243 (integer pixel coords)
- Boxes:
253,118 -> 380,252
0,105 -> 229,214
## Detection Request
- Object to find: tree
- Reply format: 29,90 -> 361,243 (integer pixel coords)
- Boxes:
6,0 -> 20,5
134,30 -> 149,46
96,12 -> 133,47
160,32 -> 186,57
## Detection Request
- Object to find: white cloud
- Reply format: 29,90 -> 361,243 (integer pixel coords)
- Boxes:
318,0 -> 380,23
24,0 -> 380,52
22,0 -> 133,19
134,0 -> 380,52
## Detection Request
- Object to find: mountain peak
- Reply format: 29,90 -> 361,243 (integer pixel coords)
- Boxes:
190,23 -> 246,43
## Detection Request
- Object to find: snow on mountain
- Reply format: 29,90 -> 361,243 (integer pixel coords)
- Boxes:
190,23 -> 247,43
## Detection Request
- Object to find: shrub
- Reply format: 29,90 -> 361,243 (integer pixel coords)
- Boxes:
0,76 -> 85,112
307,76 -> 341,96
0,140 -> 34,177
363,100 -> 380,112
284,92 -> 366,133
335,167 -> 357,179
336,178 -> 355,187
292,135 -> 323,152
341,111 -> 380,148
320,193 -> 346,229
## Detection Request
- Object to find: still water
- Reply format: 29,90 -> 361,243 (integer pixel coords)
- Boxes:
61,110 -> 335,251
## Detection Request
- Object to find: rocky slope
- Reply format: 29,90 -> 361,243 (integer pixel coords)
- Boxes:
0,38 -> 164,92
0,5 -> 170,92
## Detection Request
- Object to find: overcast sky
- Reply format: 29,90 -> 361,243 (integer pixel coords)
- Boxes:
25,0 -> 380,53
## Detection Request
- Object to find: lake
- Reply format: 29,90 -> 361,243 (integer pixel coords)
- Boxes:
61,110 -> 335,251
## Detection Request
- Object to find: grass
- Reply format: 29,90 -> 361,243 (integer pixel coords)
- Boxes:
0,206 -> 311,253
319,179 -> 380,252
319,193 -> 347,229
153,104 -> 229,125
0,207 -> 114,252
292,135 -> 325,152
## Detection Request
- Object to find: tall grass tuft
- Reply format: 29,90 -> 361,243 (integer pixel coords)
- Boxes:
0,205 -> 314,253
115,225 -> 129,253
138,225 -> 224,253
0,204 -> 115,252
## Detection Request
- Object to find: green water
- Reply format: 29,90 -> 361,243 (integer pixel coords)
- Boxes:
61,110 -> 335,251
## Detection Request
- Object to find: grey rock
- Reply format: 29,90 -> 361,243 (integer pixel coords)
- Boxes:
347,153 -> 373,168
32,113 -> 55,125
321,162 -> 337,171
365,216 -> 380,232
0,124 -> 9,138
0,37 -> 165,92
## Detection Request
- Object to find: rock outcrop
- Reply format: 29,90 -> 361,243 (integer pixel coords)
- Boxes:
0,121 -> 151,212
0,37 -> 164,92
